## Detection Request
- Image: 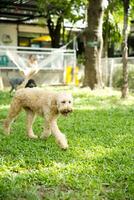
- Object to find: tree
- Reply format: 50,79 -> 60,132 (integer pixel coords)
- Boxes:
121,0 -> 129,98
103,0 -> 134,97
83,0 -> 108,89
103,1 -> 123,58
37,0 -> 86,48
103,0 -> 129,97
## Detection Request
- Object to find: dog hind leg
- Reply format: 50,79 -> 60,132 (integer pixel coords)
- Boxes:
4,100 -> 22,135
40,119 -> 51,139
9,86 -> 14,93
25,109 -> 38,139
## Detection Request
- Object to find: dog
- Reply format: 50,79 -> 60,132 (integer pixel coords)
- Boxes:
9,77 -> 24,93
9,77 -> 37,93
4,88 -> 73,149
25,79 -> 37,88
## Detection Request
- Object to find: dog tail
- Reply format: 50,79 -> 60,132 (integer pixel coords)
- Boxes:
17,68 -> 38,89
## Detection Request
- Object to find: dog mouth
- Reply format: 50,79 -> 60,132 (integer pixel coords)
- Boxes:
60,110 -> 72,116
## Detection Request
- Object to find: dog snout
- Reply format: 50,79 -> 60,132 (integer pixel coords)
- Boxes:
61,108 -> 73,115
68,108 -> 73,113
65,107 -> 73,112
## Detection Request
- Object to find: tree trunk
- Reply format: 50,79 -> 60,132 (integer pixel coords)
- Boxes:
0,70 -> 4,90
83,0 -> 105,89
121,0 -> 129,98
103,9 -> 110,86
47,16 -> 63,48
103,9 -> 109,58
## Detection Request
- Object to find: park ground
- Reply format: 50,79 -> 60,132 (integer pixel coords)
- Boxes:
0,86 -> 134,200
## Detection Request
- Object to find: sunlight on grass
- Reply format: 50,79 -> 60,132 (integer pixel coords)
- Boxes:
0,87 -> 134,199
0,105 -> 10,109
74,87 -> 134,110
80,146 -> 113,160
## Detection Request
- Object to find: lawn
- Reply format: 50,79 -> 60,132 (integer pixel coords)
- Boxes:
0,87 -> 134,200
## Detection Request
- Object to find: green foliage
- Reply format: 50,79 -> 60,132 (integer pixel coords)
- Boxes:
103,11 -> 122,45
0,87 -> 134,199
103,1 -> 123,48
37,0 -> 86,23
37,0 -> 87,47
103,0 -> 134,49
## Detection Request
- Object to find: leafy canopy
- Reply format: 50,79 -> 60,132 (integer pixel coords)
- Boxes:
37,0 -> 87,23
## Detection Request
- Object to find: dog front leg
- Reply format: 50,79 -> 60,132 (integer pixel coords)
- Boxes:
51,120 -> 68,150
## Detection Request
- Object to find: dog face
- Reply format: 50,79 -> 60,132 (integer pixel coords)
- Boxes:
56,92 -> 73,116
25,79 -> 37,88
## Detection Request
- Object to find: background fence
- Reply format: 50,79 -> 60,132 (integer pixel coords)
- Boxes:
101,57 -> 134,87
0,46 -> 76,88
0,45 -> 134,89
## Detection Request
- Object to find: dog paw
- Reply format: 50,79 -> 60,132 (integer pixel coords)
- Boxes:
3,128 -> 10,136
40,135 -> 48,140
28,134 -> 38,139
4,132 -> 10,136
40,132 -> 51,139
60,143 -> 69,150
56,134 -> 69,150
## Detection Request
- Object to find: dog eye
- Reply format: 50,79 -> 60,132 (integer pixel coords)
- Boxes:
61,101 -> 66,104
68,101 -> 71,104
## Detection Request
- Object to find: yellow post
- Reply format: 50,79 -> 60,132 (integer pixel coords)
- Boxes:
65,66 -> 72,84
74,66 -> 79,86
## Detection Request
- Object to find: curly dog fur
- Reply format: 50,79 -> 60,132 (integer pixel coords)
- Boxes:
4,88 -> 73,149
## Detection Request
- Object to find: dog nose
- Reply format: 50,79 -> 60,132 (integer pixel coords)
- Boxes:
69,108 -> 73,113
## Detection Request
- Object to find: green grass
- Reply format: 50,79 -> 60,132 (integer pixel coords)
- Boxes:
0,87 -> 134,200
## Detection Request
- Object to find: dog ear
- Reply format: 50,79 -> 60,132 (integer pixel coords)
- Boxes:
50,97 -> 59,114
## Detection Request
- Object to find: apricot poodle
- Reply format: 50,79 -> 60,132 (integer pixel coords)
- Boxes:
4,88 -> 73,149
